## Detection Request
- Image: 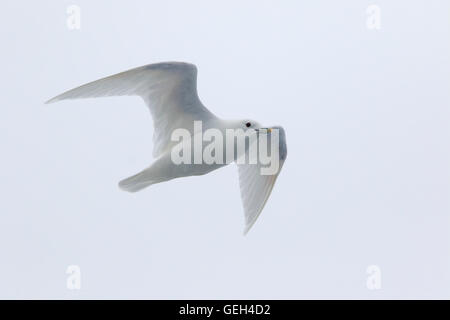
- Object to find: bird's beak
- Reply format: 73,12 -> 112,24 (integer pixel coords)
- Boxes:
256,127 -> 272,134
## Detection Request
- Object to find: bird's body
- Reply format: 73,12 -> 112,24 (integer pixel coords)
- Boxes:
47,62 -> 287,234
120,118 -> 258,191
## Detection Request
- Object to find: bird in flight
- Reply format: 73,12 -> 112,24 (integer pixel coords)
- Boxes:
46,62 -> 287,234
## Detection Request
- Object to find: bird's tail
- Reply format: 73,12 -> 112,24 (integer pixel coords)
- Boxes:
119,166 -> 166,192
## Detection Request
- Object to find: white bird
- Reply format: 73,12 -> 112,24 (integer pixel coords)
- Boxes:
46,62 -> 287,234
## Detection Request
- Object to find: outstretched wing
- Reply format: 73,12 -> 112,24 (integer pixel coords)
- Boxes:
46,62 -> 216,157
238,127 -> 287,235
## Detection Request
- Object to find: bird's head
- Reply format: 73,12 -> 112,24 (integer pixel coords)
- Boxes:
240,119 -> 275,135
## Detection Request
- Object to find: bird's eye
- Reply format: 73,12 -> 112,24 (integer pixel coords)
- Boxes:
245,122 -> 251,128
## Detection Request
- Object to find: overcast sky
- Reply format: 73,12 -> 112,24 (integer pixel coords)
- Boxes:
1,0 -> 449,299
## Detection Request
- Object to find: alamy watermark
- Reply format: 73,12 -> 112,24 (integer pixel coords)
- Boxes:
66,265 -> 81,290
366,5 -> 381,30
366,265 -> 381,290
170,121 -> 281,175
67,5 -> 81,30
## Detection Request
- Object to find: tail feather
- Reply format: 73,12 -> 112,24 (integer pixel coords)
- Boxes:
119,167 -> 160,193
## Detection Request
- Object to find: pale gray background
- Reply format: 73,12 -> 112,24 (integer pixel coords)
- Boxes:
1,0 -> 449,299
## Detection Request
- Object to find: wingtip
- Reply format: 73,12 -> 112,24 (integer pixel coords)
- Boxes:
242,225 -> 252,236
44,97 -> 58,104
243,213 -> 263,236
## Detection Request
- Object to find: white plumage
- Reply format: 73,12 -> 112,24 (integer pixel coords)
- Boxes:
47,62 -> 287,234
